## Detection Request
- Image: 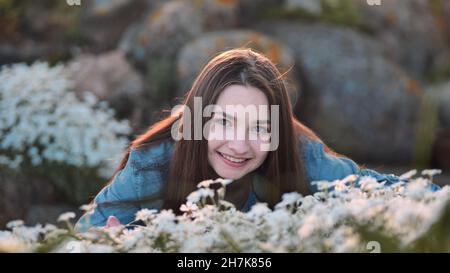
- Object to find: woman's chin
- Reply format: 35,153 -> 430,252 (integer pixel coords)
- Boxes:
216,170 -> 245,180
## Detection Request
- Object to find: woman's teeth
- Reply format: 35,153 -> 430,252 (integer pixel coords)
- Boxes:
219,152 -> 248,163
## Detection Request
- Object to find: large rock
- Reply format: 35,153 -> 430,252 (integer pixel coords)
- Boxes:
428,81 -> 450,128
431,128 -> 450,173
440,87 -> 450,128
237,0 -> 284,25
284,0 -> 322,15
0,40 -> 47,65
444,1 -> 450,41
25,204 -> 78,226
0,2 -> 77,65
0,169 -> 62,228
176,30 -> 302,114
119,0 -> 202,64
245,0 -> 447,80
353,0 -> 446,80
195,0 -> 240,31
118,0 -> 205,111
67,50 -> 149,132
426,82 -> 449,173
85,0 -> 147,16
258,22 -> 422,163
118,0 -> 242,116
120,0 -> 240,66
78,0 -> 153,52
0,169 -> 80,228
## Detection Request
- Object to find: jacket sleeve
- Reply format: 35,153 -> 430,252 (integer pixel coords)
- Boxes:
75,146 -> 166,232
300,137 -> 441,193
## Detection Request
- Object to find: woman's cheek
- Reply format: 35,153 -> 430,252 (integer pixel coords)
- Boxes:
207,124 -> 227,141
251,141 -> 269,166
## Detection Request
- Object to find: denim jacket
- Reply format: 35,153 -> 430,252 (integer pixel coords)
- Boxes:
75,136 -> 439,231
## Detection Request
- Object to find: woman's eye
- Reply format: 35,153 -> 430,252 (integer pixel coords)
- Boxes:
216,118 -> 231,127
253,125 -> 269,134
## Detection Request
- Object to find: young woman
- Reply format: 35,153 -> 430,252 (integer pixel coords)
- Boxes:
76,48 -> 434,231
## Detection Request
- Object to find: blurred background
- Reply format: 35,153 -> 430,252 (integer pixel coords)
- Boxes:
1,0 -> 450,228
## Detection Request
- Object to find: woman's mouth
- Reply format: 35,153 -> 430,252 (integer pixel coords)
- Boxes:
217,152 -> 250,168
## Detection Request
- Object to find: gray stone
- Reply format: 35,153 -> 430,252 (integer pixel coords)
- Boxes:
444,1 -> 450,40
119,0 -> 240,65
258,22 -> 422,163
431,128 -> 450,174
0,170 -> 61,228
86,0 -> 137,16
67,50 -> 147,132
26,205 -> 79,226
237,0 -> 283,26
79,0 -> 151,52
284,0 -> 322,15
353,0 -> 446,80
427,81 -> 450,174
427,81 -> 450,128
176,30 -> 301,114
194,0 -> 240,31
119,0 -> 203,65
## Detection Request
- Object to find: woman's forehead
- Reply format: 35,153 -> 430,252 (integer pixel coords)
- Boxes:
215,84 -> 268,106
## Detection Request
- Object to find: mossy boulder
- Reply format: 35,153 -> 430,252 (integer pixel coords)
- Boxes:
258,22 -> 423,163
176,30 -> 302,114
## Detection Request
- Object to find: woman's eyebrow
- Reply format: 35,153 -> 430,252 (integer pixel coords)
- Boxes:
213,111 -> 233,119
213,111 -> 270,124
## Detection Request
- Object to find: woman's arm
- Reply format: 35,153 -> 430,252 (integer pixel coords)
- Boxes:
75,156 -> 141,232
75,145 -> 167,232
300,137 -> 441,193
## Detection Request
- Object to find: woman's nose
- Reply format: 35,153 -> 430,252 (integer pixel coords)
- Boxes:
227,139 -> 250,155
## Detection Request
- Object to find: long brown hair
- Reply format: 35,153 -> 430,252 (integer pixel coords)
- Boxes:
106,48 -> 345,212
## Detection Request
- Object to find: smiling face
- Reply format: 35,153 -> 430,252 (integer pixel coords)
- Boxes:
207,84 -> 271,180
